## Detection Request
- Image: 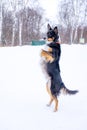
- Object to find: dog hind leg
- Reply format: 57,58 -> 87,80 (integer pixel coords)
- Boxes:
47,97 -> 54,107
46,82 -> 58,112
46,82 -> 54,106
53,96 -> 58,112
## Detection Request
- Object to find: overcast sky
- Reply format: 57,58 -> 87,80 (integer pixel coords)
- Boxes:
39,0 -> 58,17
1,0 -> 60,23
39,0 -> 61,24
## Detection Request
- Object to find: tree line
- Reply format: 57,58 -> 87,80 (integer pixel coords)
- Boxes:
0,0 -> 43,46
58,0 -> 87,44
0,0 -> 87,46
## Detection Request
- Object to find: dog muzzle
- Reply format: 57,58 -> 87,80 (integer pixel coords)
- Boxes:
47,38 -> 53,42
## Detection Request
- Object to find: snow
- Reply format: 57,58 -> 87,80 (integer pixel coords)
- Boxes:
0,44 -> 87,130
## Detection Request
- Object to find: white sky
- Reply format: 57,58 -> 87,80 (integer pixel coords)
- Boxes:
39,0 -> 58,16
39,0 -> 61,24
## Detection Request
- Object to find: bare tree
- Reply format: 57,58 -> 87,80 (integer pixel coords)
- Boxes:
59,0 -> 76,43
2,10 -> 13,45
58,0 -> 87,44
0,0 -> 3,45
0,0 -> 43,46
80,0 -> 87,38
21,7 -> 42,44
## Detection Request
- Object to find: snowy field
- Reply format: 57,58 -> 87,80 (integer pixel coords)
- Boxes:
0,44 -> 87,130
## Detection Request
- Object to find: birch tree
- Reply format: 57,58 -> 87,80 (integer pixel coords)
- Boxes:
17,0 -> 24,46
59,0 -> 75,43
80,0 -> 87,38
10,0 -> 18,46
58,0 -> 87,43
0,0 -> 3,44
0,0 -> 43,46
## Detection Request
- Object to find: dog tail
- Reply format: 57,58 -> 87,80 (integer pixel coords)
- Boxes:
61,86 -> 78,95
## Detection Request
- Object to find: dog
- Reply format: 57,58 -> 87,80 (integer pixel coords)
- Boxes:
40,24 -> 78,112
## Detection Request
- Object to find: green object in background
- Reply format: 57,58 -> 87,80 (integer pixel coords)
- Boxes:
32,40 -> 45,45
79,38 -> 85,44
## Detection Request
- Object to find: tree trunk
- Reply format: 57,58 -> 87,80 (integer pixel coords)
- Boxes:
74,27 -> 78,43
80,27 -> 84,38
0,2 -> 3,45
70,27 -> 73,44
19,20 -> 22,46
12,25 -> 15,46
12,11 -> 16,46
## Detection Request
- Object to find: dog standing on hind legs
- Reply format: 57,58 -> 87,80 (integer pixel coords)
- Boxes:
40,24 -> 78,112
41,47 -> 78,112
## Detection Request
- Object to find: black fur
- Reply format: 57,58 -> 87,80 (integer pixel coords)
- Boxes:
46,24 -> 78,97
46,43 -> 78,97
47,24 -> 59,42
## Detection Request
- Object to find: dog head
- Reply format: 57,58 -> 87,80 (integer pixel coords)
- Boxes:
41,24 -> 61,63
47,24 -> 59,42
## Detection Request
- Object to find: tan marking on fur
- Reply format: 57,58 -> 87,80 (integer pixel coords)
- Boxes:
46,83 -> 58,112
47,38 -> 53,42
46,83 -> 54,106
41,49 -> 58,112
53,96 -> 58,112
48,47 -> 52,52
41,49 -> 54,63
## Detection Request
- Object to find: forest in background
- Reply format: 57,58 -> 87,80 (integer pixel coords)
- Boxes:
0,0 -> 87,46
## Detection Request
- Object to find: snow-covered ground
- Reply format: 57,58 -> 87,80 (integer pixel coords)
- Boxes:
0,44 -> 87,130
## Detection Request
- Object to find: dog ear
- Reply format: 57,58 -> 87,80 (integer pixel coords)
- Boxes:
54,26 -> 58,34
47,24 -> 52,30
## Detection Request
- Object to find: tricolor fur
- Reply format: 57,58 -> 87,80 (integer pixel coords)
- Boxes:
40,24 -> 78,112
